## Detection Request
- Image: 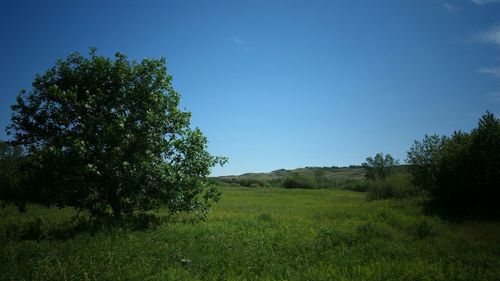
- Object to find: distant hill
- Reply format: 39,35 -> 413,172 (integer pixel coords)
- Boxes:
211,165 -> 409,188
218,166 -> 366,181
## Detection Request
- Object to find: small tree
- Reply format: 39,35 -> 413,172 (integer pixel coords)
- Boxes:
406,134 -> 446,192
6,49 -> 226,218
362,153 -> 398,180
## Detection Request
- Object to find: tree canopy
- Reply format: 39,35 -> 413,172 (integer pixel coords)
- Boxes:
6,49 -> 226,217
362,153 -> 398,180
0,141 -> 25,210
407,112 -> 500,216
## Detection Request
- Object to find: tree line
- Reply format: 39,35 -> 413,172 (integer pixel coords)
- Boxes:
362,112 -> 500,217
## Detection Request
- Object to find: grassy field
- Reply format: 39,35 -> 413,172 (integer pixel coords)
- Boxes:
1,187 -> 500,281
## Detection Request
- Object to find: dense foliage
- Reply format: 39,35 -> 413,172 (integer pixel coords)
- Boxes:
406,134 -> 446,192
362,153 -> 398,180
0,141 -> 25,210
407,112 -> 500,216
282,173 -> 316,189
6,49 -> 225,218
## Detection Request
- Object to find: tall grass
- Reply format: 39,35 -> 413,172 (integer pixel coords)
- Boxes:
0,187 -> 499,280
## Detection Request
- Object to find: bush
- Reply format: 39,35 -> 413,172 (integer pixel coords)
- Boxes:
239,179 -> 266,188
366,174 -> 418,201
342,179 -> 369,192
214,177 -> 272,188
409,218 -> 441,239
18,218 -> 49,241
282,174 -> 316,189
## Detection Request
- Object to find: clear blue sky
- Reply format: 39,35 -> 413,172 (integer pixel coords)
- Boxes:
1,0 -> 499,176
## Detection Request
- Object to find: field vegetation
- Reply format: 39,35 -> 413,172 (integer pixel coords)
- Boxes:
1,187 -> 500,281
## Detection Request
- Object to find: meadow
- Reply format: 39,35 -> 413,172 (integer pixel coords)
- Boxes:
1,186 -> 500,281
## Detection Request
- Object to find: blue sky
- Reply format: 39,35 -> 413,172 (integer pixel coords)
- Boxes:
1,0 -> 499,176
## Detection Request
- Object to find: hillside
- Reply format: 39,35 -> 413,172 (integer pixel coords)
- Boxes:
212,165 -> 409,188
219,166 -> 364,180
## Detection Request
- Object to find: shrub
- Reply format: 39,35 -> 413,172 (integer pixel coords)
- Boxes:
409,218 -> 441,239
366,174 -> 417,201
237,178 -> 266,187
19,218 -> 48,241
342,179 -> 369,192
282,174 -> 316,189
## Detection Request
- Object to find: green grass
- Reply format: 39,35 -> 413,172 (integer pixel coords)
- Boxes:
1,187 -> 499,280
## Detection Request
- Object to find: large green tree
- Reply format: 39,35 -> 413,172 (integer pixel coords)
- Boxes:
407,112 -> 500,216
7,49 -> 226,217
